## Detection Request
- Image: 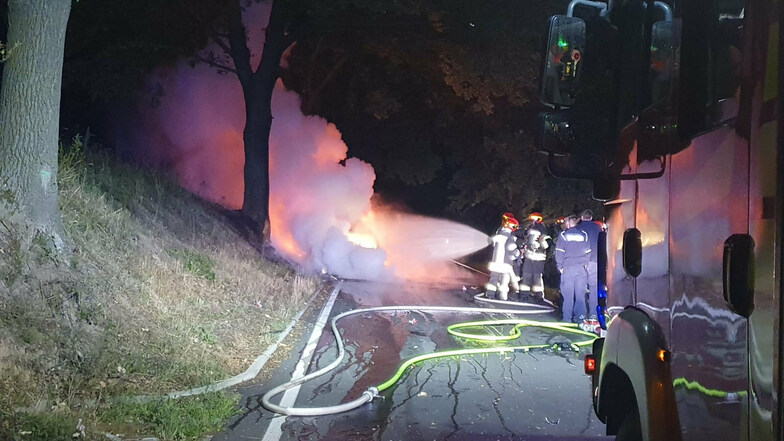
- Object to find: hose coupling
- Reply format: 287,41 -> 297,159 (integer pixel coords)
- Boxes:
552,341 -> 576,351
365,387 -> 380,400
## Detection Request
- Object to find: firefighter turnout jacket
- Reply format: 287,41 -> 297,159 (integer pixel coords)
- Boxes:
520,222 -> 550,262
488,226 -> 520,274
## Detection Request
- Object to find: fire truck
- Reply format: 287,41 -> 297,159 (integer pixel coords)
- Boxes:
535,0 -> 781,440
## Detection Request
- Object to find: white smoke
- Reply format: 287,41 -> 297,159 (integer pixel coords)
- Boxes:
115,3 -> 489,282
269,86 -> 389,279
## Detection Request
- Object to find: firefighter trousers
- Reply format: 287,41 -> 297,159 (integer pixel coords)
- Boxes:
560,265 -> 587,323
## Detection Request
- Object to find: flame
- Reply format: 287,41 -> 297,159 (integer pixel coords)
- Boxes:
117,3 -> 492,282
344,211 -> 380,249
346,231 -> 378,249
642,233 -> 665,247
269,200 -> 306,259
129,66 -> 486,281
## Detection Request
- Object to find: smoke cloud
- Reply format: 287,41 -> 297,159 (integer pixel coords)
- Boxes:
268,85 -> 388,279
114,5 -> 489,282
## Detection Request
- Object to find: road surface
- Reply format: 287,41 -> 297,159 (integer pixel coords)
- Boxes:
212,278 -> 611,441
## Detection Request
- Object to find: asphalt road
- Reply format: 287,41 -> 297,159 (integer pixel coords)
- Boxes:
212,278 -> 612,441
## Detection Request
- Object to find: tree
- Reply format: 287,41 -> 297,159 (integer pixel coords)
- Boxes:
62,0 -> 593,232
0,0 -> 71,250
224,0 -> 292,232
64,0 -> 297,234
62,0 -> 220,104
281,0 -> 589,228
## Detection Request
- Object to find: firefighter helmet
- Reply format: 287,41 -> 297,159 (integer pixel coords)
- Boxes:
503,217 -> 520,231
501,212 -> 515,222
529,212 -> 544,222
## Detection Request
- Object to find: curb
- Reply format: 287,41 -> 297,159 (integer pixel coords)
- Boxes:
104,279 -> 335,440
166,279 -> 333,399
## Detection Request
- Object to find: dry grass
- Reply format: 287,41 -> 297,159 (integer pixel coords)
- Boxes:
0,138 -> 319,439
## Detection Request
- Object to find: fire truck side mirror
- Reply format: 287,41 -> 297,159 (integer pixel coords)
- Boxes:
536,111 -> 575,155
678,1 -> 744,141
622,228 -> 642,278
648,20 -> 679,108
592,175 -> 620,202
540,15 -> 586,108
637,19 -> 689,160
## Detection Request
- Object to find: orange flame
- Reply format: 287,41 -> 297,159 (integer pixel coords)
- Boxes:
346,231 -> 378,249
269,200 -> 305,259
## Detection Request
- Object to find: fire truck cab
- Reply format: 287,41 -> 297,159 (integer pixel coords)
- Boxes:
536,0 -> 782,440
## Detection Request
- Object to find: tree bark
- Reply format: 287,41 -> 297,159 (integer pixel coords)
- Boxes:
226,0 -> 293,234
0,0 -> 71,249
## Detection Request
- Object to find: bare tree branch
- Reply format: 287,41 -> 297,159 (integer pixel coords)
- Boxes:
226,0 -> 254,85
303,53 -> 348,113
195,54 -> 238,74
209,33 -> 234,57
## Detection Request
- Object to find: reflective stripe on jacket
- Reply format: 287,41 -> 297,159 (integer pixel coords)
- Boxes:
488,227 -> 519,272
522,223 -> 550,261
555,227 -> 591,270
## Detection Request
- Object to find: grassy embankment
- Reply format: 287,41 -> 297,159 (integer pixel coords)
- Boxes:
0,137 -> 318,440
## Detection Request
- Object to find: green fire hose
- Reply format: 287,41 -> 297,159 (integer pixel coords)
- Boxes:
261,305 -> 598,416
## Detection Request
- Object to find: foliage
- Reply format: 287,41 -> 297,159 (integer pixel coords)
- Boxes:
2,411 -> 83,441
98,392 -> 241,441
0,222 -> 23,286
280,0 -> 592,224
63,0 -> 224,103
0,41 -> 13,62
167,249 -> 216,281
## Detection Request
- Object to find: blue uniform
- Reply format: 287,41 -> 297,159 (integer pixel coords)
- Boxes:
578,220 -> 602,319
555,226 -> 591,322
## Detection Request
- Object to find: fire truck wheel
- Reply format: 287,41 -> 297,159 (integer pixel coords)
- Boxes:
615,406 -> 642,441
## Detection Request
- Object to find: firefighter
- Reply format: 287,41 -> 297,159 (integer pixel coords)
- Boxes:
485,215 -> 521,301
502,212 -> 523,279
555,215 -> 591,323
519,212 -> 550,303
578,209 -> 602,322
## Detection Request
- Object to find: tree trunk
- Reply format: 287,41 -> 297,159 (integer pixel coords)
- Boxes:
242,88 -> 273,233
0,0 -> 70,249
227,0 -> 292,235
